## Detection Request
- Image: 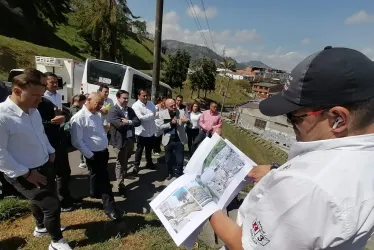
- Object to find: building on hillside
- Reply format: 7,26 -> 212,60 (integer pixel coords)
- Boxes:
252,82 -> 283,98
234,102 -> 296,149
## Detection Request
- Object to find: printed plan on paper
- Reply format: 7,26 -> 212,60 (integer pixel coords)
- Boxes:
150,134 -> 256,247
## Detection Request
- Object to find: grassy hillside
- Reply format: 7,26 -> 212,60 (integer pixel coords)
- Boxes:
0,13 -> 252,107
175,76 -> 252,107
0,13 -> 161,79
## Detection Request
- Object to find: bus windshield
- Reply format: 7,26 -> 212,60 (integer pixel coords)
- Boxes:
86,60 -> 126,89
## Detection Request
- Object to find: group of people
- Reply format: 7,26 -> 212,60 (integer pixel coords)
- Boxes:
2,46 -> 372,250
0,68 -> 223,249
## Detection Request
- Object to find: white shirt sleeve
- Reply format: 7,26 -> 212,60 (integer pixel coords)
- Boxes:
240,175 -> 349,250
0,118 -> 30,178
70,117 -> 94,159
132,102 -> 155,121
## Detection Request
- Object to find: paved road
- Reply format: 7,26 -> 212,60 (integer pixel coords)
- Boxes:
68,147 -> 186,214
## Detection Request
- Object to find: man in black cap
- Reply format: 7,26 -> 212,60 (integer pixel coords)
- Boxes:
208,47 -> 374,250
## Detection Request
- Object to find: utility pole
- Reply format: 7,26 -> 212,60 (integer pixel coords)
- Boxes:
151,0 -> 164,104
220,47 -> 230,114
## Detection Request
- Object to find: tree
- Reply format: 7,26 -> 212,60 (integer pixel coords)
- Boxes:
74,0 -> 136,61
164,50 -> 191,91
132,20 -> 147,39
189,57 -> 217,98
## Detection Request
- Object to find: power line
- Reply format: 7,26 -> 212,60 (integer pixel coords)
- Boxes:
184,0 -> 210,54
199,0 -> 217,54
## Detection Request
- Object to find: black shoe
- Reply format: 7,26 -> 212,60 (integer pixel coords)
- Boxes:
124,173 -> 136,180
146,163 -> 157,169
71,197 -> 83,205
133,166 -> 140,175
166,174 -> 173,181
118,184 -> 126,198
106,212 -> 120,221
89,194 -> 101,199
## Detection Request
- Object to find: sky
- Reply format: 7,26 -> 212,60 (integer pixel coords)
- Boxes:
127,0 -> 374,71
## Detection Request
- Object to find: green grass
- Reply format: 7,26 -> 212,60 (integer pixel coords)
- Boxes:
222,121 -> 287,165
0,35 -> 82,77
0,207 -> 213,250
0,197 -> 30,221
175,76 -> 252,107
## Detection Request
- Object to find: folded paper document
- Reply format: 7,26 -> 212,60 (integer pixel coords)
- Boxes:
150,133 -> 256,247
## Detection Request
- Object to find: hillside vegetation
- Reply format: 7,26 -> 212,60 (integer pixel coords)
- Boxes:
0,10 -> 251,107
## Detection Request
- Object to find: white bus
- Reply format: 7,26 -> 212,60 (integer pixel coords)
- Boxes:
81,59 -> 172,105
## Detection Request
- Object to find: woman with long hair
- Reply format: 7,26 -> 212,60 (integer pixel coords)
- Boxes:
186,102 -> 202,157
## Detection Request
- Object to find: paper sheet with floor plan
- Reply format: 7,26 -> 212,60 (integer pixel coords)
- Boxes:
150,133 -> 256,247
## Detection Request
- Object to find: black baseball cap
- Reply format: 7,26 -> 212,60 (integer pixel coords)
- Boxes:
259,46 -> 374,116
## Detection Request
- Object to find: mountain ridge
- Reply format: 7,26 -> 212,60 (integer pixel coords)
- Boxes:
161,39 -> 273,69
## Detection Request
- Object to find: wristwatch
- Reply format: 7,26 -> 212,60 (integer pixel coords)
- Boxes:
270,162 -> 281,170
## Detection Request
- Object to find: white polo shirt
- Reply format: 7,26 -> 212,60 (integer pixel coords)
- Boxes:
238,134 -> 374,250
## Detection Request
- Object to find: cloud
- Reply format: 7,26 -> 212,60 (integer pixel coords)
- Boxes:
145,11 -> 305,71
186,5 -> 217,19
345,10 -> 374,24
301,38 -> 311,45
146,11 -> 260,47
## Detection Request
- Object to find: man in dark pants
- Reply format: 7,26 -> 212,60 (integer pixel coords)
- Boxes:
70,92 -> 120,221
37,72 -> 77,212
107,90 -> 140,197
131,89 -> 157,174
38,96 -> 76,212
156,99 -> 189,180
0,73 -> 71,249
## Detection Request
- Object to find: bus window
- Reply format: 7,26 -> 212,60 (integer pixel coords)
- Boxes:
86,60 -> 126,89
132,74 -> 152,98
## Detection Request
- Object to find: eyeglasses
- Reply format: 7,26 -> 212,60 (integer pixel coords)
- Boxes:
286,109 -> 328,124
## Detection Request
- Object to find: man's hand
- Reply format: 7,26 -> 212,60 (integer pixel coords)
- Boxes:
23,170 -> 47,188
180,116 -> 189,123
171,118 -> 177,124
100,108 -> 109,115
248,165 -> 271,185
121,118 -> 129,124
51,115 -> 65,125
49,153 -> 55,163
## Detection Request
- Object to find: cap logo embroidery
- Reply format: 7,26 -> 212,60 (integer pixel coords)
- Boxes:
250,218 -> 270,246
284,75 -> 292,90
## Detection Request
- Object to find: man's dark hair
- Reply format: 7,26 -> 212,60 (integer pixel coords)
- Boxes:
98,83 -> 109,91
313,98 -> 374,130
176,95 -> 183,99
116,90 -> 129,98
210,101 -> 217,106
12,73 -> 45,89
342,99 -> 374,130
71,94 -> 87,104
23,68 -> 45,80
44,72 -> 58,78
138,89 -> 147,96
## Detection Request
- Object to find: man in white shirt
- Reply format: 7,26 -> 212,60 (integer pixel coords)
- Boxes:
98,84 -> 114,132
209,47 -> 374,250
43,72 -> 63,110
0,73 -> 71,250
70,92 -> 120,221
132,89 -> 157,174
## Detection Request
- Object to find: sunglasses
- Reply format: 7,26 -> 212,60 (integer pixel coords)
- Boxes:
286,109 -> 329,124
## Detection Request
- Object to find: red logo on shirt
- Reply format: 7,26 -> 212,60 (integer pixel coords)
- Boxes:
250,219 -> 270,246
